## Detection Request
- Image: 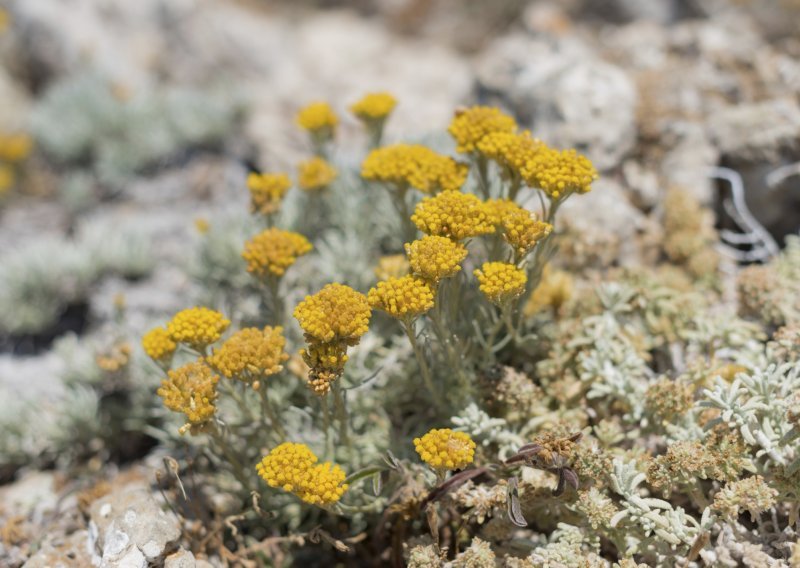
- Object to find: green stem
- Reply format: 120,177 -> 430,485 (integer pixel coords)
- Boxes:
209,425 -> 252,492
321,396 -> 334,460
266,276 -> 284,325
332,381 -> 353,455
402,320 -> 439,400
258,382 -> 286,441
475,155 -> 491,199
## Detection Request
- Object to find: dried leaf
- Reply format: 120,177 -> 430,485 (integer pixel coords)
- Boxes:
423,467 -> 487,506
562,467 -> 579,491
506,477 -> 527,527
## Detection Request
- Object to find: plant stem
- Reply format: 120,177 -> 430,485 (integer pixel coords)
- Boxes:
258,382 -> 286,441
402,320 -> 439,400
331,381 -> 353,455
209,425 -> 252,493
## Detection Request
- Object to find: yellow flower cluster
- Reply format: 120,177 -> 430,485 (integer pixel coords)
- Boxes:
476,131 -> 544,178
484,198 -> 519,225
368,275 -> 435,322
157,361 -> 219,432
296,102 -> 338,134
0,133 -> 33,162
297,157 -> 338,192
208,326 -> 288,386
524,266 -> 573,316
361,144 -> 468,194
411,191 -> 494,241
167,307 -> 230,350
501,205 -> 553,257
247,172 -> 292,215
256,442 -> 348,505
521,148 -> 597,198
300,342 -> 350,396
374,254 -> 410,281
242,228 -> 313,278
294,284 -> 371,395
294,283 -> 371,344
474,262 -> 527,306
414,428 -> 476,471
448,106 -> 517,154
350,92 -> 397,121
142,327 -> 177,363
405,235 -> 467,283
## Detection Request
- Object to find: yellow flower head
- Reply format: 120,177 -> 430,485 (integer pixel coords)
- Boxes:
296,102 -> 338,134
448,106 -> 517,154
361,144 -> 468,194
194,217 -> 210,234
474,262 -> 527,306
500,205 -> 553,257
483,198 -> 519,225
411,191 -> 495,241
142,327 -> 177,363
300,341 -> 349,396
405,235 -> 468,283
350,92 -> 397,122
374,254 -> 410,281
297,157 -> 338,192
476,131 -> 545,178
524,266 -> 573,316
256,442 -> 348,505
157,361 -> 219,431
294,283 -> 371,344
521,148 -> 598,198
247,172 -> 292,215
414,428 -> 476,471
208,326 -> 289,385
0,133 -> 33,162
242,228 -> 313,279
167,307 -> 230,350
368,275 -> 435,322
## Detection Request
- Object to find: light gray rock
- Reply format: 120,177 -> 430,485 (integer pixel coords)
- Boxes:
661,122 -> 718,204
165,548 -> 197,568
90,484 -> 181,565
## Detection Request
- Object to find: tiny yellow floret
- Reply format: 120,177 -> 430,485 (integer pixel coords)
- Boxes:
297,157 -> 338,192
293,283 -> 371,344
374,254 -> 410,281
256,442 -> 348,505
0,133 -> 33,162
411,191 -> 495,241
247,172 -> 292,216
476,131 -> 545,179
208,327 -> 288,385
414,428 -> 476,471
157,361 -> 219,431
142,327 -> 177,363
350,92 -> 397,121
405,235 -> 468,283
167,307 -> 230,350
474,262 -> 528,306
500,204 -> 553,257
361,144 -> 468,194
242,228 -> 313,279
448,106 -> 517,154
368,275 -> 435,322
300,341 -> 350,396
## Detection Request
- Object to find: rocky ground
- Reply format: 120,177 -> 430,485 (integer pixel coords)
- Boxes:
1,0 -> 799,566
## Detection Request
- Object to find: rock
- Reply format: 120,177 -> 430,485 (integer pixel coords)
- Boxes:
21,530 -> 96,568
165,548 -> 197,568
660,122 -> 718,204
476,35 -> 637,170
89,484 -> 181,565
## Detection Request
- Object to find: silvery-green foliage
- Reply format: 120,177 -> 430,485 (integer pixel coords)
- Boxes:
190,214 -> 254,303
53,333 -> 104,387
78,219 -> 155,279
609,460 -> 708,557
699,363 -> 800,468
30,72 -> 240,187
452,403 -> 523,460
527,523 -> 603,567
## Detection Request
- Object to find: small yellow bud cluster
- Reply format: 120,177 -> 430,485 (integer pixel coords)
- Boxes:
448,106 -> 517,154
414,428 -> 476,471
166,307 -> 230,351
157,361 -> 219,433
242,228 -> 313,279
296,102 -> 338,137
500,205 -> 553,257
208,326 -> 288,387
247,172 -> 292,216
294,284 -> 371,395
361,144 -> 468,194
256,442 -> 348,505
0,132 -> 32,195
411,191 -> 494,241
476,131 -> 545,179
350,92 -> 397,122
368,275 -> 435,322
483,199 -> 520,225
521,148 -> 597,198
474,262 -> 527,306
142,327 -> 177,364
297,157 -> 338,192
374,254 -> 410,281
405,235 -> 468,284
